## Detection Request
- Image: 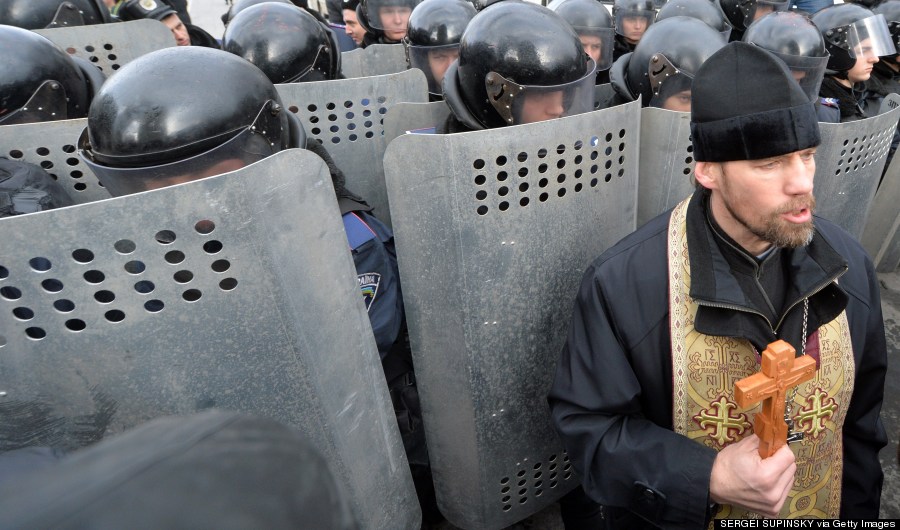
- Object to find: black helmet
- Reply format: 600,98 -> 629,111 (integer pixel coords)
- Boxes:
656,0 -> 733,39
0,0 -> 110,29
404,0 -> 476,96
719,0 -> 789,33
222,0 -> 294,25
812,3 -> 896,73
223,3 -> 341,83
357,0 -> 421,41
873,0 -> 900,50
0,25 -> 103,125
611,16 -> 727,108
115,0 -> 177,21
78,47 -> 306,196
613,0 -> 655,42
744,12 -> 828,99
549,0 -> 616,71
442,1 -> 597,129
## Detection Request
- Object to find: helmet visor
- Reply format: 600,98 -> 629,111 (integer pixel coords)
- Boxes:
78,102 -> 283,196
769,50 -> 828,101
365,0 -> 416,32
615,10 -> 654,41
575,28 -> 615,71
846,14 -> 897,58
647,53 -> 694,111
487,60 -> 598,125
0,80 -> 70,125
749,0 -> 789,24
406,43 -> 460,96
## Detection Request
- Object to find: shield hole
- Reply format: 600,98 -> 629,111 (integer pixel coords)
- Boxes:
84,270 -> 105,284
134,281 -> 155,294
155,230 -> 177,244
13,307 -> 34,321
114,239 -> 136,254
145,299 -> 165,313
124,261 -> 145,275
0,266 -> 7,279
219,278 -> 238,291
174,270 -> 194,284
26,327 -> 47,340
72,249 -> 94,263
65,319 -> 86,332
94,290 -> 115,304
54,299 -> 75,312
41,279 -> 64,293
182,289 -> 202,302
1,286 -> 22,300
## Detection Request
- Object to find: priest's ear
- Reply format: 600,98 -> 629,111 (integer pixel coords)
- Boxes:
693,161 -> 722,191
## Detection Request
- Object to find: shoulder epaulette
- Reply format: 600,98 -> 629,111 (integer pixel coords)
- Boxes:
819,97 -> 839,109
342,211 -> 377,250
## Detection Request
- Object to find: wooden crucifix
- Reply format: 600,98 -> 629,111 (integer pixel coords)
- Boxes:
734,340 -> 817,459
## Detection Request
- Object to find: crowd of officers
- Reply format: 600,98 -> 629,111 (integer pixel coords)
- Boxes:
1,0 -> 898,527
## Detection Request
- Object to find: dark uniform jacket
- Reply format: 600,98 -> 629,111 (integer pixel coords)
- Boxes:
548,190 -> 887,528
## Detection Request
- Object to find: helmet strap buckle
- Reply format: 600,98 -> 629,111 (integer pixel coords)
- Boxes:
485,71 -> 524,124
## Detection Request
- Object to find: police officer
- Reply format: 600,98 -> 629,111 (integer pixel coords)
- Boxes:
439,1 -> 598,132
342,0 -> 367,47
867,1 -> 900,103
356,0 -> 421,45
743,12 -> 834,121
612,0 -> 655,60
719,0 -> 788,41
608,16 -> 726,111
813,3 -> 896,121
549,0 -> 616,84
115,0 -> 219,47
0,0 -> 111,29
77,45 -> 438,525
403,0 -> 476,100
223,2 -> 342,83
656,0 -> 733,40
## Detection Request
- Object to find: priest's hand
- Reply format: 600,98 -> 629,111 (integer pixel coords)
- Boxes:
708,434 -> 796,518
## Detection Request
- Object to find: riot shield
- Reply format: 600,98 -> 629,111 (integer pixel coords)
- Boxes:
637,106 -> 694,227
0,149 -> 420,529
814,104 -> 900,239
0,118 -> 108,205
35,19 -> 175,75
383,101 -> 450,145
384,101 -> 641,529
341,44 -> 408,78
276,69 -> 428,226
862,142 -> 900,272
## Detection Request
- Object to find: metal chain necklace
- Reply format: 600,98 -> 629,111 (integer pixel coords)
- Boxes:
785,298 -> 810,444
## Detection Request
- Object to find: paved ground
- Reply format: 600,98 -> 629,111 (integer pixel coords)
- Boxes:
182,2 -> 900,522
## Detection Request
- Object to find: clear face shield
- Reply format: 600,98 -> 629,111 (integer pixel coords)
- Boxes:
647,53 -> 694,112
0,80 -> 70,125
78,101 -> 284,196
576,28 -> 615,71
770,50 -> 828,101
840,14 -> 898,59
366,0 -> 416,36
406,43 -> 460,96
745,0 -> 789,24
485,60 -> 598,125
615,10 -> 654,42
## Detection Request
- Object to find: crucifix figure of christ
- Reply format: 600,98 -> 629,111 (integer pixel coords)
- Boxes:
734,340 -> 817,458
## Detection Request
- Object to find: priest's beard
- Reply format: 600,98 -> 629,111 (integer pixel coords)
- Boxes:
719,175 -> 817,249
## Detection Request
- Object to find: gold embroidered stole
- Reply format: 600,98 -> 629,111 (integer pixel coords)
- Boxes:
666,197 -> 855,519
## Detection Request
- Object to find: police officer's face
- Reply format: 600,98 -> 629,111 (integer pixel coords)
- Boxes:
579,34 -> 603,65
621,15 -> 648,44
427,48 -> 459,85
517,91 -> 565,124
379,6 -> 412,42
162,13 -> 190,46
343,9 -> 366,45
661,90 -> 691,112
141,159 -> 248,192
847,38 -> 879,83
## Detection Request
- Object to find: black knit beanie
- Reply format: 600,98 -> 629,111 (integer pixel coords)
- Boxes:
690,41 -> 820,162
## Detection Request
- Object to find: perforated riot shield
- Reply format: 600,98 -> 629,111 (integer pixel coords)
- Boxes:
862,151 -> 900,272
276,69 -> 428,226
0,149 -> 420,529
341,44 -> 408,78
36,19 -> 175,75
384,101 -> 642,529
814,104 -> 900,239
383,101 -> 450,144
637,106 -> 694,227
0,118 -> 107,205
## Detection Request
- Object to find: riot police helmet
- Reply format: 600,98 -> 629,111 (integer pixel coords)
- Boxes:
613,0 -> 655,44
222,0 -> 294,25
611,16 -> 727,110
873,0 -> 900,51
719,0 -> 789,33
223,3 -> 341,83
0,25 -> 103,125
357,0 -> 422,41
812,3 -> 896,73
442,1 -> 597,129
744,11 -> 829,99
549,0 -> 616,71
656,0 -> 733,39
0,0 -> 110,29
78,47 -> 306,196
404,0 -> 476,96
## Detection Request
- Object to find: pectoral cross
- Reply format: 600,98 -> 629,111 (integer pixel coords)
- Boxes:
734,340 -> 816,459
